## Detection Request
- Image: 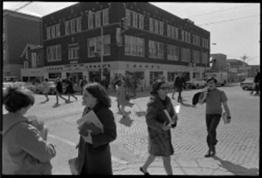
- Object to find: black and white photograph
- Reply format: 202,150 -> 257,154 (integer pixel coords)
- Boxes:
2,2 -> 260,175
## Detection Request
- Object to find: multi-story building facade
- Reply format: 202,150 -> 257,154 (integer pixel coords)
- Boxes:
210,53 -> 227,72
226,59 -> 250,82
41,2 -> 210,87
3,10 -> 42,81
20,44 -> 44,82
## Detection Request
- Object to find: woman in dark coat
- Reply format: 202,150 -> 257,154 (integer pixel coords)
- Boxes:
76,82 -> 117,175
140,80 -> 177,175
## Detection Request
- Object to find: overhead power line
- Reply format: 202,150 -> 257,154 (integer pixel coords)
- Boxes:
13,2 -> 32,12
192,7 -> 237,17
198,14 -> 259,26
191,5 -> 257,18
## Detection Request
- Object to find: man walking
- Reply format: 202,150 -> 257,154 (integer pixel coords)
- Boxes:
54,78 -> 68,106
199,77 -> 231,157
42,78 -> 50,102
172,73 -> 185,103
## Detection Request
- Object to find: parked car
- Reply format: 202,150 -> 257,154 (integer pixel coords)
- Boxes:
185,79 -> 206,89
3,82 -> 13,90
240,78 -> 254,90
35,81 -> 56,95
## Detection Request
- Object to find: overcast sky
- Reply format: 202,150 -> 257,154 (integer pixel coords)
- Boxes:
3,2 -> 260,65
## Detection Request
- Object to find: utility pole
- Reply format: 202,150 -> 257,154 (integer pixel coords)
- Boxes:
100,25 -> 104,80
14,2 -> 32,12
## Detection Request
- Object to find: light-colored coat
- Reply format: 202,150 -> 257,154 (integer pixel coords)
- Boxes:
2,113 -> 56,175
116,84 -> 129,106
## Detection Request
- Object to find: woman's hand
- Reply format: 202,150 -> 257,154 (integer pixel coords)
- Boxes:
162,122 -> 172,131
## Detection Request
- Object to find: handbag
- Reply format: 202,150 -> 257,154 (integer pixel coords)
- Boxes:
68,157 -> 79,175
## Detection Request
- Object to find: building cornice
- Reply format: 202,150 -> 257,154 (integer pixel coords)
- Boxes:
3,9 -> 42,22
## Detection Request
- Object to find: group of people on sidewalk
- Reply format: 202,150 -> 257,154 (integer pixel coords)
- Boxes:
41,77 -> 78,106
2,75 -> 231,175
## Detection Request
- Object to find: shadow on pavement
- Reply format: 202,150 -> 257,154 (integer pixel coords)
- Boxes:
135,111 -> 146,117
213,156 -> 259,175
119,113 -> 133,127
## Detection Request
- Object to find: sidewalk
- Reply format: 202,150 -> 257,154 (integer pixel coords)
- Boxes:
113,156 -> 259,175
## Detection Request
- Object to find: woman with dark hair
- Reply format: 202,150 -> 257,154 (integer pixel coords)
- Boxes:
140,80 -> 177,175
2,86 -> 56,175
76,82 -> 117,175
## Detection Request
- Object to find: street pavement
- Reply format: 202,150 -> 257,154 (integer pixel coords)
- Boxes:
2,84 -> 259,175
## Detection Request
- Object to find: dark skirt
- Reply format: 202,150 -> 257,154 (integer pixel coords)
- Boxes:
148,128 -> 174,156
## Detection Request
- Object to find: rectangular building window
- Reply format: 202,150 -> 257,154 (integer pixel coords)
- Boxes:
149,40 -> 164,59
31,53 -> 37,68
56,24 -> 60,37
68,44 -> 79,60
159,21 -> 164,35
202,52 -> 208,65
124,35 -> 145,57
47,45 -> 61,62
181,48 -> 190,62
76,17 -> 82,32
149,18 -> 153,32
71,18 -> 76,34
46,27 -> 51,39
138,13 -> 144,30
193,50 -> 200,64
87,35 -> 111,57
181,30 -> 185,41
65,21 -> 70,35
102,8 -> 109,25
103,35 -> 111,55
132,11 -> 138,28
88,11 -> 94,29
95,10 -> 102,28
167,44 -> 179,61
125,9 -> 131,26
154,19 -> 158,34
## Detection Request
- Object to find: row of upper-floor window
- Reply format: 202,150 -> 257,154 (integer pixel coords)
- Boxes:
46,34 -> 208,65
45,8 -> 209,48
46,8 -> 109,40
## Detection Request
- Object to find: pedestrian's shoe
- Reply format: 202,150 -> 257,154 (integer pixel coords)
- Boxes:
65,100 -> 71,103
139,167 -> 150,175
205,148 -> 216,157
210,146 -> 216,156
204,149 -> 212,158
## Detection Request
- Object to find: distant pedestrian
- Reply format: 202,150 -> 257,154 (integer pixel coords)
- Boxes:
253,71 -> 260,95
171,74 -> 177,100
2,86 -> 56,174
54,78 -> 68,106
42,78 -> 50,102
172,73 -> 185,103
140,80 -> 177,175
65,78 -> 78,102
80,77 -> 88,94
116,78 -> 129,117
76,82 -> 117,175
198,77 -> 231,157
